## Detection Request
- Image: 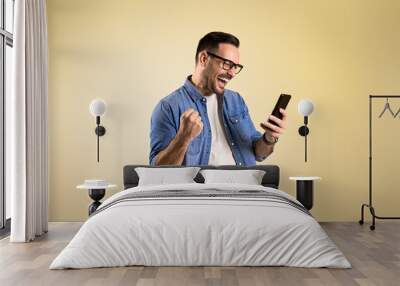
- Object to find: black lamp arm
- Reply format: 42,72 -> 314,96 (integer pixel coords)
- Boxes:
298,115 -> 310,162
94,116 -> 106,162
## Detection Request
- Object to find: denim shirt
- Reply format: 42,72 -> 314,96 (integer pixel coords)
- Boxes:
150,77 -> 264,166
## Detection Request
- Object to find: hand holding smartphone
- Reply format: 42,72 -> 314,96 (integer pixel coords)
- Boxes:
267,94 -> 291,127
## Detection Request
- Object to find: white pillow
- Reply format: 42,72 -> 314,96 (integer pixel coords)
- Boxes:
200,169 -> 266,185
135,167 -> 201,186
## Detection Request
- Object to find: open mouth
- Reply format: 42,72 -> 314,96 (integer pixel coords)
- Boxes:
217,76 -> 229,87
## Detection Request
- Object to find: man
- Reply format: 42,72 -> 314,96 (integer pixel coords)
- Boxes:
150,31 -> 287,166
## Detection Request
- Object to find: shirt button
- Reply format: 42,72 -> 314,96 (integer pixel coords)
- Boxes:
231,142 -> 235,146
235,119 -> 238,123
239,162 -> 242,166
202,98 -> 206,102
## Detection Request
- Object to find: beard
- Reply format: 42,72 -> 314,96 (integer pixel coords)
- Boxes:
208,73 -> 227,96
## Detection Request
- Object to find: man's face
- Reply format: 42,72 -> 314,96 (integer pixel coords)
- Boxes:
202,43 -> 240,95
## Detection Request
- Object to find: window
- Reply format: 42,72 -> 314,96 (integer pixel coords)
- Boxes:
0,0 -> 14,235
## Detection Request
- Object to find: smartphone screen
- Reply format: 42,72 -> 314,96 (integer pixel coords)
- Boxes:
267,94 -> 291,126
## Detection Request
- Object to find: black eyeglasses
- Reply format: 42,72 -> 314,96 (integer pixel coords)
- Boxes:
206,51 -> 244,74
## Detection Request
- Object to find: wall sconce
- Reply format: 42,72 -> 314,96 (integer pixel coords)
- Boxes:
89,99 -> 107,162
298,99 -> 314,162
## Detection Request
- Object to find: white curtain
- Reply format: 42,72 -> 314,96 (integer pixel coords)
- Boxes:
8,0 -> 48,242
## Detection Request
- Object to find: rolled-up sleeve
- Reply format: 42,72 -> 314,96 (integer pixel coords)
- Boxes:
149,100 -> 177,165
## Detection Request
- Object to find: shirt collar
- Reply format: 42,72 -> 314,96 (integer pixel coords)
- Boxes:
183,75 -> 205,102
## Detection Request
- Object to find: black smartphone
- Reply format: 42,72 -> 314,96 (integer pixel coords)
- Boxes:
267,94 -> 291,126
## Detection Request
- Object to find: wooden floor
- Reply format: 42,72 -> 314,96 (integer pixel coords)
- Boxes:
0,222 -> 399,286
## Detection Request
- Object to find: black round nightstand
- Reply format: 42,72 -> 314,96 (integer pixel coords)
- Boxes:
88,189 -> 106,215
77,183 -> 116,216
289,177 -> 321,210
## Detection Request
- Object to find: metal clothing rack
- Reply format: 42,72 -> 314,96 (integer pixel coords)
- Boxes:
359,95 -> 400,230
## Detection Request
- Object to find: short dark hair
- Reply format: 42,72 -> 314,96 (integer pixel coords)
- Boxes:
195,31 -> 240,64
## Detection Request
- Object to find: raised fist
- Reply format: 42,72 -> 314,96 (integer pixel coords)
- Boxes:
178,108 -> 203,142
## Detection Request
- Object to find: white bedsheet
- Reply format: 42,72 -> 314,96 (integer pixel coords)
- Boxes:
50,183 -> 351,269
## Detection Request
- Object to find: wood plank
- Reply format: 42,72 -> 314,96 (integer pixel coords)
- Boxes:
0,222 -> 399,286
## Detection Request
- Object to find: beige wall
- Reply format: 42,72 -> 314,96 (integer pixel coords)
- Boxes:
47,0 -> 400,221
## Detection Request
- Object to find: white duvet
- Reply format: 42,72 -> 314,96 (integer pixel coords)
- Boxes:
50,183 -> 351,269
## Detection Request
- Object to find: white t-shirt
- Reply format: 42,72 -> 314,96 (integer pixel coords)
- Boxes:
205,94 -> 236,165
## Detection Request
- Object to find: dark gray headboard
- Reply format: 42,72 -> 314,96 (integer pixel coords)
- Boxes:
123,165 -> 280,189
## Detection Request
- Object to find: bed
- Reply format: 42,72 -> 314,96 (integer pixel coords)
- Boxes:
50,165 -> 351,269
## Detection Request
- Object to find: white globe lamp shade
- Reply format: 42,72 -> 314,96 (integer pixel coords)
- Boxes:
89,99 -> 107,117
298,99 -> 314,116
